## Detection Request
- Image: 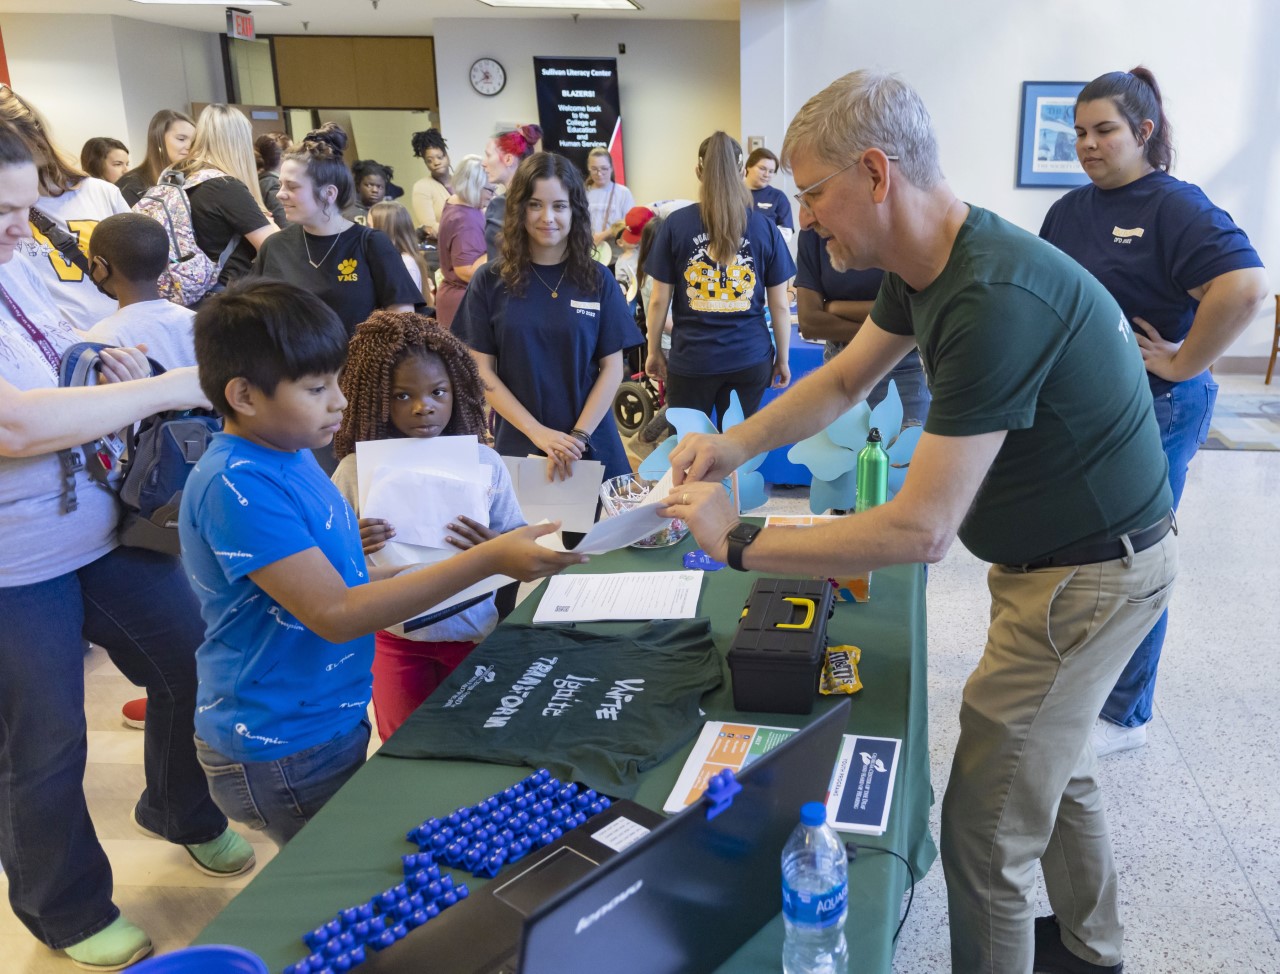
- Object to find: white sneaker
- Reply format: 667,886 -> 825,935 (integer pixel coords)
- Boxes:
1091,718 -> 1147,757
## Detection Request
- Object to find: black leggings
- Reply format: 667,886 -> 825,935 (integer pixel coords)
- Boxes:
666,359 -> 773,429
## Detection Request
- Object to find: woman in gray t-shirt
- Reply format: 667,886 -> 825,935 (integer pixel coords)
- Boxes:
0,124 -> 253,971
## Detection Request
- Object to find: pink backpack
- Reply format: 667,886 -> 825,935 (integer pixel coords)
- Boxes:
133,168 -> 240,306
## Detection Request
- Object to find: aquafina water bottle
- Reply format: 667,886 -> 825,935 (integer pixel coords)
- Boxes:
781,801 -> 849,974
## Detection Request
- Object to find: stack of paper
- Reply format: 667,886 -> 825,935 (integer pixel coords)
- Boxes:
355,437 -> 514,629
502,456 -> 605,534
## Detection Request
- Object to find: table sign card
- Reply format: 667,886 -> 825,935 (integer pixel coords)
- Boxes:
664,720 -> 901,835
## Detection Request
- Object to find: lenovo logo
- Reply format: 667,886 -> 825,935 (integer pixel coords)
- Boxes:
574,879 -> 643,934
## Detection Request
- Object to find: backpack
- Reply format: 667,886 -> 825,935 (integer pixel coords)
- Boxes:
59,342 -> 222,554
133,168 -> 241,307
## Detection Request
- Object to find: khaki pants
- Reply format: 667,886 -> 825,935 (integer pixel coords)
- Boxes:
941,533 -> 1178,973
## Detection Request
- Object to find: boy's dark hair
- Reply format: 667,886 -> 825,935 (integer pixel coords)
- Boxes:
353,158 -> 394,185
194,278 -> 349,416
88,213 -> 169,282
334,311 -> 488,460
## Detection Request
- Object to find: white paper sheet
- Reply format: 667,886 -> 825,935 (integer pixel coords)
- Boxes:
368,544 -> 513,635
531,570 -> 703,623
355,436 -> 480,509
501,456 -> 604,534
539,468 -> 675,556
363,466 -> 490,549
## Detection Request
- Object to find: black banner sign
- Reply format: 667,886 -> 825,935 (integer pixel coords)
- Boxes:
533,56 -> 625,182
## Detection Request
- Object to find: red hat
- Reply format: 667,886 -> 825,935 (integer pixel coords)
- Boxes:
620,206 -> 656,245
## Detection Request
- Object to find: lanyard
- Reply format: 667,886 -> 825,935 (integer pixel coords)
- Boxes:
0,277 -> 90,513
0,278 -> 61,378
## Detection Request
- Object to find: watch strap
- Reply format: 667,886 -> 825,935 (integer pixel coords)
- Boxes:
726,522 -> 762,572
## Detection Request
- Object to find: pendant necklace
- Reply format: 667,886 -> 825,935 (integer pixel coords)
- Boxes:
304,228 -> 343,269
530,263 -> 567,299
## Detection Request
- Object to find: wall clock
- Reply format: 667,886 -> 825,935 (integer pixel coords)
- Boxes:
470,58 -> 506,96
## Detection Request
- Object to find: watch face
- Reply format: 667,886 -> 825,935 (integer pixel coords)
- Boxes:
470,58 -> 506,96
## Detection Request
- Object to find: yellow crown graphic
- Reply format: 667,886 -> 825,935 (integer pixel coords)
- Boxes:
338,259 -> 358,275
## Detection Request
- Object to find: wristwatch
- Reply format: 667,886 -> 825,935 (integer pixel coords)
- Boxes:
726,522 -> 763,572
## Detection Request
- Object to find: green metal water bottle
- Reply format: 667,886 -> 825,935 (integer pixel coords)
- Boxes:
855,428 -> 889,513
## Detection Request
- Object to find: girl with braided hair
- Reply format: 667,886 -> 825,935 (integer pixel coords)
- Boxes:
410,127 -> 453,238
331,311 -> 525,741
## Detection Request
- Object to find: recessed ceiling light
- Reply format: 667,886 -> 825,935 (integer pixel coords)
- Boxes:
128,1 -> 290,6
477,0 -> 640,9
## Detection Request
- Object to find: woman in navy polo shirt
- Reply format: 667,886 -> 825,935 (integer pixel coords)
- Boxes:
453,152 -> 636,481
644,133 -> 795,423
1040,66 -> 1267,756
744,146 -> 794,237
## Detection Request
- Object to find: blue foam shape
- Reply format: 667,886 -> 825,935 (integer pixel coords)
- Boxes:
789,429 -> 856,483
869,379 -> 903,443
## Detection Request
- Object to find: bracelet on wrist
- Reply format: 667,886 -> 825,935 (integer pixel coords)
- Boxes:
569,428 -> 591,444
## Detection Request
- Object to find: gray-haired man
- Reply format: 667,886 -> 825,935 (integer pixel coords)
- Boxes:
662,72 -> 1176,974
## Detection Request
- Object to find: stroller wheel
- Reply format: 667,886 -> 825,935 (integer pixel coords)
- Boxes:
613,379 -> 655,435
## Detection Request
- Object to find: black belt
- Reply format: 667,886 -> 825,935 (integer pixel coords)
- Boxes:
1009,511 -> 1175,572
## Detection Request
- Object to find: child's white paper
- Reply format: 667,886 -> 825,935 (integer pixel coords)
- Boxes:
355,436 -> 480,509
364,466 -> 489,549
369,544 -> 513,636
502,457 -> 604,534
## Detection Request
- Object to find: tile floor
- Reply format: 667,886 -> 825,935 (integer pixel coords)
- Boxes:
3,378 -> 1278,972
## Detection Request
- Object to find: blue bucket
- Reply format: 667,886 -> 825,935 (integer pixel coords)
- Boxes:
129,945 -> 269,973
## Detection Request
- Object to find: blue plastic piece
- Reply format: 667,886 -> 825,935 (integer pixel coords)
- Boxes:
684,548 -> 727,571
703,768 -> 742,821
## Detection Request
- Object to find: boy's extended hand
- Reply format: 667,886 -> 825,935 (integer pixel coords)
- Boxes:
483,522 -> 587,581
445,514 -> 499,550
359,517 -> 395,554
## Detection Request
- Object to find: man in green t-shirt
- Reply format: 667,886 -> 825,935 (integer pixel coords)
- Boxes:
663,72 -> 1176,974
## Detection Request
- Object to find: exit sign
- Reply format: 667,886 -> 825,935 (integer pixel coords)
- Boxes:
227,8 -> 255,41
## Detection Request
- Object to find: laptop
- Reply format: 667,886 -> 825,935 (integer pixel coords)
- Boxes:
364,697 -> 851,974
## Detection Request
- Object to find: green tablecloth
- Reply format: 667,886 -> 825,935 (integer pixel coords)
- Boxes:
196,535 -> 937,973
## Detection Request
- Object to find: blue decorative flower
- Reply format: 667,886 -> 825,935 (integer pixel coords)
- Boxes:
784,380 -> 922,514
637,391 -> 769,511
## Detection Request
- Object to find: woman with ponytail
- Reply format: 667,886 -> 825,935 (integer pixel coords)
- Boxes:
1040,66 -> 1267,756
644,131 -> 795,422
252,122 -> 419,337
481,122 -> 542,260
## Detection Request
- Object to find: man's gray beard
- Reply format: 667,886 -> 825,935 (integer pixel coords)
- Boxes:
827,239 -> 850,273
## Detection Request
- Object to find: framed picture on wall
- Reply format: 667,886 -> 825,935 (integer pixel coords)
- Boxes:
1016,81 -> 1090,188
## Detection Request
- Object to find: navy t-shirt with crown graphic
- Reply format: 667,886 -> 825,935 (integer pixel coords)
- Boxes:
180,433 -> 374,761
252,222 -> 421,336
646,203 -> 795,375
1039,170 -> 1262,397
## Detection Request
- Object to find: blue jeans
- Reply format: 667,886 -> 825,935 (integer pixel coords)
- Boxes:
0,546 -> 225,949
1102,370 -> 1218,728
194,718 -> 370,848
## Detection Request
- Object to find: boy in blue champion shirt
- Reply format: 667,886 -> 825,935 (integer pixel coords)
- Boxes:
180,278 -> 585,846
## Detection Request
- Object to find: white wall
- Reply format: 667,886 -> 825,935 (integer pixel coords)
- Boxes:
4,13 -> 225,172
433,17 -> 740,206
3,15 -> 130,158
741,0 -> 1280,359
112,16 -> 226,156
